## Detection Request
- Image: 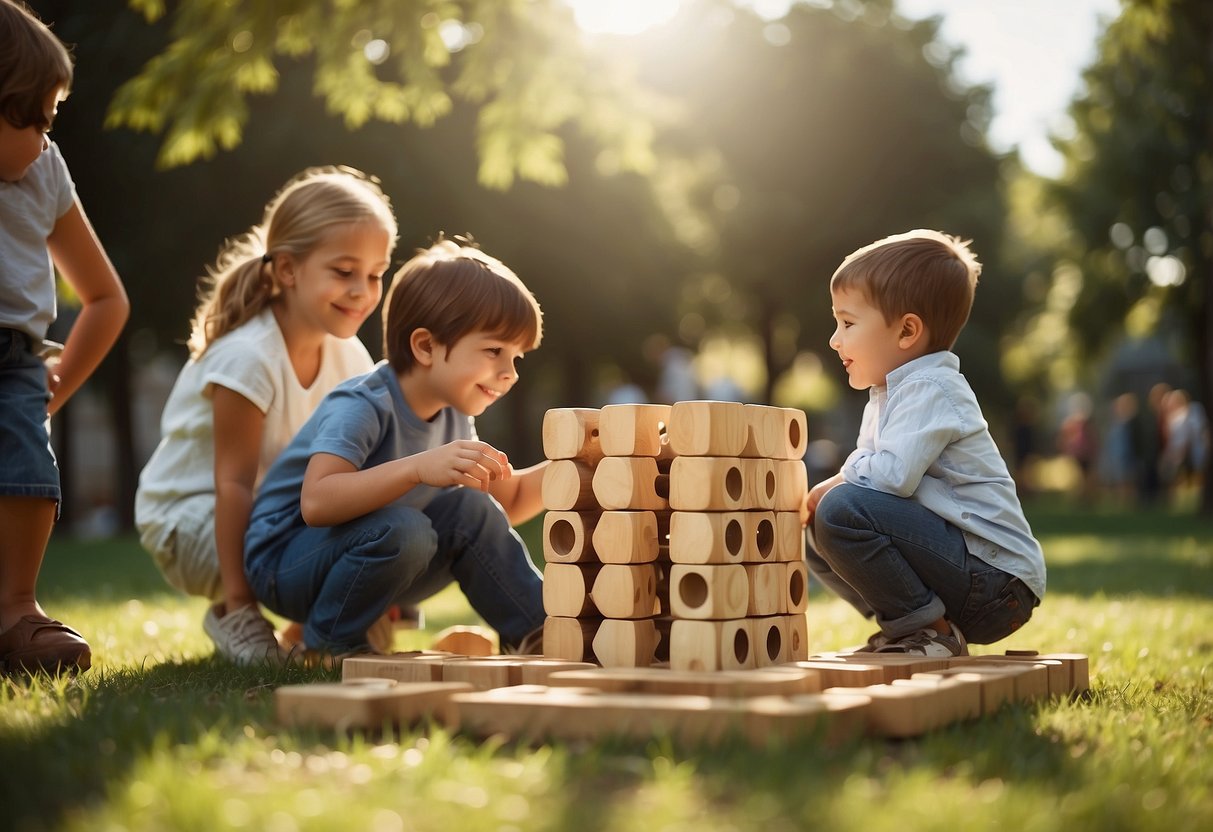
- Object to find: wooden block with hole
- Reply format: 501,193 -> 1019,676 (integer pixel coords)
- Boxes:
592,510 -> 668,564
669,457 -> 769,511
542,563 -> 600,617
592,456 -> 670,511
669,618 -> 755,671
748,616 -> 788,666
773,459 -> 808,511
275,681 -> 472,730
592,618 -> 660,667
784,561 -> 809,613
590,564 -> 660,619
784,613 -> 809,661
542,511 -> 600,563
774,511 -> 807,562
669,563 -> 749,619
740,405 -> 808,460
342,652 -> 457,683
669,511 -> 748,564
786,660 -> 886,689
744,564 -> 784,616
542,616 -> 600,662
911,668 -> 1015,715
541,459 -> 599,511
599,403 -> 673,458
668,400 -> 748,457
542,408 -> 603,464
547,665 -> 820,697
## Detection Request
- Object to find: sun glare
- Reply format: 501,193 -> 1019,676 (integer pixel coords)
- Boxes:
568,0 -> 682,35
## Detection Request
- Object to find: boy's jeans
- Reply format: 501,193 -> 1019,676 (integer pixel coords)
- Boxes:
808,483 -> 1037,644
246,488 -> 544,653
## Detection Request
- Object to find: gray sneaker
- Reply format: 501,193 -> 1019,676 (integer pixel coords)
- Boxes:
203,603 -> 286,665
851,630 -> 893,652
875,623 -> 968,658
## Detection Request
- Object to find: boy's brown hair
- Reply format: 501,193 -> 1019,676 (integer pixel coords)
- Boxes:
831,229 -> 981,351
383,237 -> 543,373
0,1 -> 73,130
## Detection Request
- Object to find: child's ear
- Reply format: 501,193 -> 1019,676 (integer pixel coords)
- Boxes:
898,314 -> 927,350
274,254 -> 296,287
410,328 -> 436,367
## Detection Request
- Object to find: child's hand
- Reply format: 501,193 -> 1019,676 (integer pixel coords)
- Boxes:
803,472 -> 845,527
413,440 -> 511,491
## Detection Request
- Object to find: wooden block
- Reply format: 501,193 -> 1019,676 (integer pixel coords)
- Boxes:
592,456 -> 670,511
669,618 -> 754,671
591,564 -> 660,619
547,665 -> 820,696
275,681 -> 471,730
542,511 -> 599,563
892,675 -> 982,724
784,561 -> 809,613
543,563 -> 600,617
669,511 -> 745,564
745,693 -> 870,746
972,651 -> 1089,695
592,510 -> 668,564
740,405 -> 808,460
967,654 -> 1069,696
812,653 -> 950,683
599,404 -> 674,457
669,457 -> 745,511
592,618 -> 660,667
748,616 -> 788,666
948,660 -> 1050,702
773,459 -> 808,512
654,615 -> 673,662
744,564 -> 784,616
669,563 -> 749,619
774,511 -> 806,562
825,683 -> 953,738
342,652 -> 456,683
542,408 -> 603,464
442,658 -> 525,690
912,668 -> 1015,715
541,459 -> 599,511
542,616 -> 600,662
747,512 -> 777,562
431,625 -> 497,656
785,660 -> 885,689
784,613 -> 809,661
669,400 -> 748,457
516,659 -> 597,685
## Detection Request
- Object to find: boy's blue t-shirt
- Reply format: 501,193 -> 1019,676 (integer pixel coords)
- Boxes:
246,361 -> 475,550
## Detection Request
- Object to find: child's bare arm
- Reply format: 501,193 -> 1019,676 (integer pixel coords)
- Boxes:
45,200 -> 128,415
300,440 -> 510,527
212,386 -> 264,611
487,460 -> 549,526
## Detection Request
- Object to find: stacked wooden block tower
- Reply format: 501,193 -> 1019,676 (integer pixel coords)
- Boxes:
539,401 -> 811,671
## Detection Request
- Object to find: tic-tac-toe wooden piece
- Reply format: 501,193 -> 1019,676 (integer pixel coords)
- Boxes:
748,616 -> 788,666
815,653 -> 950,683
891,675 -> 982,724
946,660 -> 1050,702
669,511 -> 748,564
773,460 -> 808,511
669,563 -> 749,619
912,668 -> 1015,715
669,618 -> 754,671
541,616 -> 600,662
669,457 -> 747,511
668,400 -> 748,457
432,625 -> 497,656
441,659 -> 525,690
590,564 -> 660,619
785,661 -> 886,689
342,652 -> 456,683
599,404 -> 673,457
541,459 -> 599,511
542,408 -> 603,464
783,613 -> 809,661
592,618 -> 660,667
517,660 -> 597,685
824,682 -> 955,738
542,511 -> 599,563
592,456 -> 670,511
784,561 -> 808,613
547,665 -> 820,697
774,511 -> 806,562
963,655 -> 1068,696
542,563 -> 601,617
743,693 -> 869,746
744,564 -> 784,616
592,510 -> 668,564
740,405 -> 808,460
747,512 -> 777,562
970,652 -> 1089,695
275,681 -> 472,730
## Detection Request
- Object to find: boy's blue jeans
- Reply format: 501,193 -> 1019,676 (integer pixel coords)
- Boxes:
246,488 -> 544,653
807,484 -> 1037,644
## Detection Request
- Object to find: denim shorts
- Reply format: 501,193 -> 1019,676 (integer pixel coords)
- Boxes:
0,328 -> 60,503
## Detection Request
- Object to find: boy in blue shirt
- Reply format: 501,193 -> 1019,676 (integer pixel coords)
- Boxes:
804,230 -> 1045,657
244,239 -> 545,656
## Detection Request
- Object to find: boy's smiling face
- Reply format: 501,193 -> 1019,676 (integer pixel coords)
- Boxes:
829,285 -> 913,390
407,329 -> 527,419
0,86 -> 62,183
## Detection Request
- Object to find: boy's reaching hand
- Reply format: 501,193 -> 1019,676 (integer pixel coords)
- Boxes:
803,471 -> 845,527
413,440 -> 511,491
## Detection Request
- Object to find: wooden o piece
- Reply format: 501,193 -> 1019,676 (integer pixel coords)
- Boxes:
669,563 -> 748,619
542,408 -> 603,464
668,400 -> 748,457
542,563 -> 600,617
747,511 -> 777,562
748,616 -> 787,666
541,459 -> 599,511
744,564 -> 783,616
773,460 -> 808,512
541,616 -> 600,662
784,612 -> 809,661
669,457 -> 746,511
590,564 -> 659,619
592,618 -> 660,667
542,511 -> 600,563
598,404 -> 673,457
592,456 -> 670,511
740,405 -> 808,460
745,458 -> 778,510
592,510 -> 664,564
668,511 -> 748,564
669,618 -> 754,671
774,511 -> 806,562
784,561 -> 809,613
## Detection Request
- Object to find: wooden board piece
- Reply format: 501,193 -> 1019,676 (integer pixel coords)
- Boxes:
275,681 -> 472,730
546,665 -> 821,696
342,652 -> 456,683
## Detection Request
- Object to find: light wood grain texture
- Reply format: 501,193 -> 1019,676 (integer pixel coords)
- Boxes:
748,616 -> 788,666
744,564 -> 784,616
669,563 -> 749,619
542,562 -> 600,618
541,459 -> 599,511
541,616 -> 600,662
592,510 -> 669,564
590,564 -> 660,619
542,511 -> 600,564
592,456 -> 671,511
740,405 -> 808,460
669,400 -> 748,457
669,618 -> 755,671
546,665 -> 821,696
542,408 -> 603,464
341,652 -> 457,683
773,459 -> 808,511
784,561 -> 809,613
592,618 -> 660,668
599,404 -> 674,457
774,511 -> 807,562
784,613 -> 809,661
275,681 -> 472,730
668,511 -> 749,564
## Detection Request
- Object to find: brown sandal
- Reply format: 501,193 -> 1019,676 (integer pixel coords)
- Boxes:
0,614 -> 91,674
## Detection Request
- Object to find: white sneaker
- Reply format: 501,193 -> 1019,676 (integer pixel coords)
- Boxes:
203,603 -> 286,665
875,623 -> 968,658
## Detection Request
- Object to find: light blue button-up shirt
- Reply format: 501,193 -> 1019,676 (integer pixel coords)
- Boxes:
841,351 -> 1046,600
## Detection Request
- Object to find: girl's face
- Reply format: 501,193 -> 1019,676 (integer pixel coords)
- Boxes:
412,330 -> 527,420
0,86 -> 62,183
828,285 -> 909,390
278,222 -> 391,340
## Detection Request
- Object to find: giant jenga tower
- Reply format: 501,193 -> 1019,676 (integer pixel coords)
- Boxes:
540,401 -> 810,671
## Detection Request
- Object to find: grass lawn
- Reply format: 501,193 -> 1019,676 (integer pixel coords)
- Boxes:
2,500 -> 1211,831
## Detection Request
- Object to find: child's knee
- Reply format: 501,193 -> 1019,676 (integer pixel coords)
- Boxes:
434,488 -> 508,533
364,504 -> 436,559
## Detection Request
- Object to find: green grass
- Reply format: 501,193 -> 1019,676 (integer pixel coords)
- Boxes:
2,502 -> 1211,832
